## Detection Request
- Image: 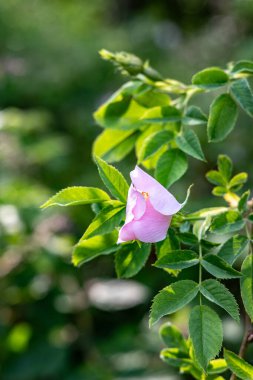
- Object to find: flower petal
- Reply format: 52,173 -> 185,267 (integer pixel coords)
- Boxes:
132,199 -> 171,243
130,166 -> 182,215
125,185 -> 146,223
117,221 -> 136,243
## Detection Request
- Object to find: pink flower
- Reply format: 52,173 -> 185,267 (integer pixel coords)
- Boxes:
118,166 -> 185,244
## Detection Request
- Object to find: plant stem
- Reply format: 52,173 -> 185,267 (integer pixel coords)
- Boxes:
199,242 -> 202,305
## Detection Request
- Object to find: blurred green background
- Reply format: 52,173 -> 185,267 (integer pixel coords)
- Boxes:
1,1 -> 253,379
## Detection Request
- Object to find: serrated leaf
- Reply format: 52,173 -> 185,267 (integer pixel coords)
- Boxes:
240,255 -> 253,322
189,305 -> 223,370
207,94 -> 238,142
155,149 -> 188,188
202,254 -> 242,279
218,154 -> 233,182
160,348 -> 190,368
230,78 -> 253,117
95,156 -> 129,202
154,250 -> 199,270
231,60 -> 253,74
200,279 -> 240,321
210,210 -> 245,234
217,235 -> 249,264
192,67 -> 229,88
72,231 -> 118,266
81,204 -> 125,239
149,280 -> 199,326
93,129 -> 137,163
138,130 -> 174,162
229,172 -> 248,189
224,349 -> 253,380
41,186 -> 110,208
206,171 -> 227,186
176,129 -> 206,161
159,322 -> 188,353
115,242 -> 151,278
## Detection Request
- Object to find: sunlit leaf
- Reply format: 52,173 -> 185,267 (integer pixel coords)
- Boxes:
150,280 -> 199,326
95,156 -> 129,202
224,349 -> 253,380
41,186 -> 110,208
115,242 -> 151,278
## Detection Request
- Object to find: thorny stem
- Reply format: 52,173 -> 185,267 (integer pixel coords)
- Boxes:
230,202 -> 253,380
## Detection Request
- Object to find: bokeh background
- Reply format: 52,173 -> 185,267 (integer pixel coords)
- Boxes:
1,1 -> 253,379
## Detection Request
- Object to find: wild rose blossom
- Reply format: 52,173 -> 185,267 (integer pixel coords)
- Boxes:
118,166 -> 185,244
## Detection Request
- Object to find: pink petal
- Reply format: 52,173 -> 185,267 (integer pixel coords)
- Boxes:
125,185 -> 146,223
117,221 -> 136,243
132,199 -> 172,243
130,166 -> 182,215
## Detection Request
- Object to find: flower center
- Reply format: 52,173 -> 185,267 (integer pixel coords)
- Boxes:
141,191 -> 149,200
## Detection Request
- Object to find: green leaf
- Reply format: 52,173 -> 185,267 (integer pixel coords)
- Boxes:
155,149 -> 188,188
187,207 -> 228,219
133,85 -> 170,107
159,322 -> 188,353
156,231 -> 181,277
218,154 -> 233,182
200,279 -> 240,321
149,280 -> 199,326
224,349 -> 253,380
189,305 -> 223,370
140,105 -> 181,124
154,250 -> 199,270
212,186 -> 227,196
240,255 -> 253,322
217,235 -> 249,264
202,254 -> 242,279
184,105 -> 208,125
177,232 -> 198,246
41,186 -> 110,208
210,210 -> 245,234
207,94 -> 238,142
207,359 -> 228,375
176,129 -> 206,161
115,243 -> 151,278
93,129 -> 137,163
160,348 -> 190,368
156,230 -> 180,257
138,130 -> 174,162
206,170 -> 227,186
94,83 -> 148,130
229,172 -> 248,189
81,204 -> 125,239
95,156 -> 129,202
238,190 -> 250,213
192,67 -> 229,88
72,231 -> 118,266
230,78 -> 253,117
231,60 -> 253,74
